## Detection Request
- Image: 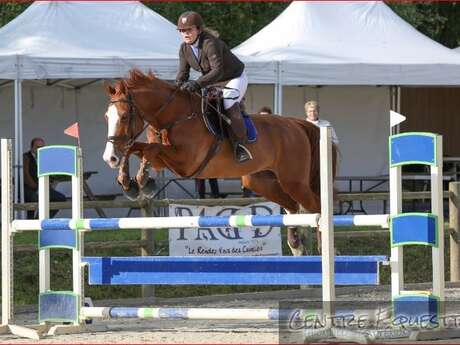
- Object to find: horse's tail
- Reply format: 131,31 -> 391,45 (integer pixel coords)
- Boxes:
294,119 -> 338,199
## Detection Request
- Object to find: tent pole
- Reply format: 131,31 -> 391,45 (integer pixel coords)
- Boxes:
14,55 -> 24,217
275,61 -> 283,115
390,86 -> 399,135
274,61 -> 279,114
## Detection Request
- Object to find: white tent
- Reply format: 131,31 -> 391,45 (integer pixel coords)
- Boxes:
0,1 -> 182,206
233,1 -> 460,200
0,1 -> 181,79
234,1 -> 460,86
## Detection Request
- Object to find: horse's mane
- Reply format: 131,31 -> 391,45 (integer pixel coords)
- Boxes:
115,69 -> 175,92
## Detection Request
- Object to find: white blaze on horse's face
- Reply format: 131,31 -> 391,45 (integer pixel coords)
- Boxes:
103,104 -> 121,169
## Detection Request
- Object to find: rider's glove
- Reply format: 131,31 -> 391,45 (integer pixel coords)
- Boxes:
180,80 -> 201,93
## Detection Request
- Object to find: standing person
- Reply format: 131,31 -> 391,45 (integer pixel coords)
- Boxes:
304,100 -> 339,145
195,178 -> 223,199
175,11 -> 252,163
23,137 -> 66,219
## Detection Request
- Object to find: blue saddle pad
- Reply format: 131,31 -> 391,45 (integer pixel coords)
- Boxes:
243,112 -> 257,143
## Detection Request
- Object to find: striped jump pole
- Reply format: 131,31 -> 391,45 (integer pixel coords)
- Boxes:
80,306 -> 385,322
11,214 -> 389,232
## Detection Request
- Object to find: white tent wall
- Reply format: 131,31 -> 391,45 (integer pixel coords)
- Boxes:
0,82 -> 154,217
245,85 -> 390,178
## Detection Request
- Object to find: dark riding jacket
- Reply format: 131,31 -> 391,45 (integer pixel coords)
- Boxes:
176,31 -> 245,88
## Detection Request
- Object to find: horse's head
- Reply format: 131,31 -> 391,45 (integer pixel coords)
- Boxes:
103,81 -> 144,168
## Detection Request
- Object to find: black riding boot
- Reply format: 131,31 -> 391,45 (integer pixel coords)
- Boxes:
226,102 -> 252,163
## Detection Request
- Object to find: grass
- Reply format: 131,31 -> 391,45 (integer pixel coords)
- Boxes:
3,226 -> 450,305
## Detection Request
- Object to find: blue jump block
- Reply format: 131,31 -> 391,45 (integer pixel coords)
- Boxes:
38,145 -> 78,177
39,291 -> 80,323
39,230 -> 78,250
393,294 -> 439,328
390,133 -> 437,167
82,255 -> 387,286
391,213 -> 437,247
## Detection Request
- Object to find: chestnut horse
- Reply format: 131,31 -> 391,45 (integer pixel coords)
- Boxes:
103,70 -> 337,255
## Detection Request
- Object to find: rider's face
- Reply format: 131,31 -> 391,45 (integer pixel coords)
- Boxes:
179,26 -> 200,44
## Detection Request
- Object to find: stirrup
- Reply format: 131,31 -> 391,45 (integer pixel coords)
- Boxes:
234,144 -> 253,163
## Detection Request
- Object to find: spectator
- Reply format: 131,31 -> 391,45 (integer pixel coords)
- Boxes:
258,106 -> 273,115
195,178 -> 224,199
23,137 -> 66,219
304,100 -> 339,145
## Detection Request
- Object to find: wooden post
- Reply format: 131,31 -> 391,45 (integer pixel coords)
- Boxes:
449,182 -> 460,282
140,198 -> 155,298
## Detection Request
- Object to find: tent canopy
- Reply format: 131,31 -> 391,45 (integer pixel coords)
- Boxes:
233,1 -> 460,85
0,1 -> 182,80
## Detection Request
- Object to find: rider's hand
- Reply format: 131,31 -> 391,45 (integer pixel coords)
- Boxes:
180,80 -> 201,93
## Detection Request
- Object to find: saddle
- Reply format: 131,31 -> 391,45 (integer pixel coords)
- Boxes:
201,86 -> 257,143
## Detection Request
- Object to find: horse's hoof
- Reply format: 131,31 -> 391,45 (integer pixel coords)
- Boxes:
122,179 -> 140,201
287,227 -> 301,249
288,240 -> 305,256
287,227 -> 305,256
141,178 -> 157,199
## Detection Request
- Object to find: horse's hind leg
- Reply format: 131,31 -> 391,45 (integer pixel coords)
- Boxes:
275,159 -> 323,253
242,171 -> 308,256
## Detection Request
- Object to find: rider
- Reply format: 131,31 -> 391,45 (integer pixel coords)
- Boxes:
175,11 -> 252,163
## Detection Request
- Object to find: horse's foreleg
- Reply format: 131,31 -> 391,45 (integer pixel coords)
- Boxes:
129,142 -> 164,199
117,155 -> 130,190
136,158 -> 151,188
117,155 -> 140,201
136,158 -> 156,199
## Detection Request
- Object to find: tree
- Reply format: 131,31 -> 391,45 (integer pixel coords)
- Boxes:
145,2 -> 288,48
388,2 -> 460,48
0,3 -> 29,28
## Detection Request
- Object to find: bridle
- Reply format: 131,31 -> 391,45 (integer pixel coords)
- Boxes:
106,87 -> 182,152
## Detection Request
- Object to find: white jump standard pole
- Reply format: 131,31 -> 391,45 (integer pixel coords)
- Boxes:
1,139 -> 13,331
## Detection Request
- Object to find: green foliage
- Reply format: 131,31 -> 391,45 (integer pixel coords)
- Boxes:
145,2 -> 288,48
388,2 -> 460,48
0,3 -> 29,28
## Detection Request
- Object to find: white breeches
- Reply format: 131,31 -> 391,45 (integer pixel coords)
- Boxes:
223,70 -> 248,110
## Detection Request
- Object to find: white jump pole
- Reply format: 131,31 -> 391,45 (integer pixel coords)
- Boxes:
72,148 -> 84,323
1,139 -> 13,327
431,135 -> 445,301
320,127 -> 335,325
38,166 -> 51,295
389,155 -> 403,297
389,112 -> 404,297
